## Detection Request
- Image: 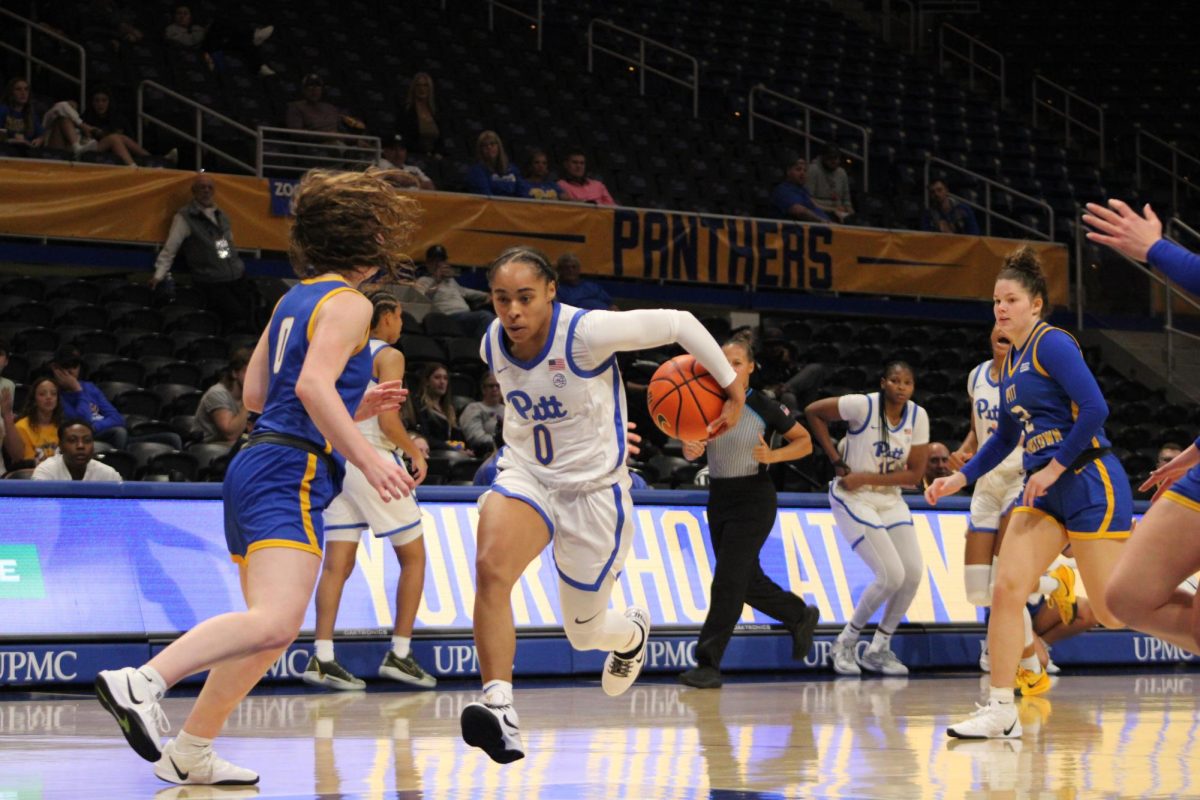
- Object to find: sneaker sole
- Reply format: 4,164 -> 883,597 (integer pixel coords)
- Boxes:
300,672 -> 365,692
153,764 -> 261,786
94,674 -> 162,762
379,666 -> 437,689
460,705 -> 524,764
947,727 -> 1021,740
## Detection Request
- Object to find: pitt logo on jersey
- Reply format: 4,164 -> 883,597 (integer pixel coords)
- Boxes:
507,390 -> 568,421
873,441 -> 906,466
975,398 -> 1001,422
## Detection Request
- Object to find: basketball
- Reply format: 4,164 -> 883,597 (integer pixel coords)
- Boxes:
647,354 -> 726,440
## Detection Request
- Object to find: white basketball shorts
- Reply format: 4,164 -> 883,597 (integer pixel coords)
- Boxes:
324,447 -> 423,545
969,468 -> 1024,533
828,480 -> 914,548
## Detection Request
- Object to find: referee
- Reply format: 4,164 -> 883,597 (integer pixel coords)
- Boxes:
680,334 -> 820,688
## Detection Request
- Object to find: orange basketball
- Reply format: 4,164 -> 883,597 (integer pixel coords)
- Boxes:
647,354 -> 726,441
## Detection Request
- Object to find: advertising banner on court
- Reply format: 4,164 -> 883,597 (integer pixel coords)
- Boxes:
0,162 -> 1067,303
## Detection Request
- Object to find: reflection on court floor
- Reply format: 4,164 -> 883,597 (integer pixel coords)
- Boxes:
0,673 -> 1197,799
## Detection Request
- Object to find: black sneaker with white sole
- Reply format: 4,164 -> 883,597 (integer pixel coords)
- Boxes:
95,667 -> 170,762
379,651 -> 437,688
460,701 -> 525,764
301,656 -> 366,691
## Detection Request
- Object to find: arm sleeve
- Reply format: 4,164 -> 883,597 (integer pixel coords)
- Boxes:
153,213 -> 190,279
961,406 -> 1022,483
571,309 -> 738,388
836,394 -> 870,428
1036,329 -> 1108,468
1147,239 -> 1200,295
86,385 -> 124,432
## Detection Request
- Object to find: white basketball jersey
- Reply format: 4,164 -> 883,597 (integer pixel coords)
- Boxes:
358,338 -> 394,450
837,392 -> 930,496
968,359 -> 1023,477
481,303 -> 628,487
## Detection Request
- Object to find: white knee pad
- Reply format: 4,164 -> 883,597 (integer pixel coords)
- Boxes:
964,564 -> 993,607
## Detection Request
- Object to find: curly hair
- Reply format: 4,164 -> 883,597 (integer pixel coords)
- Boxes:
288,168 -> 422,280
997,245 -> 1049,317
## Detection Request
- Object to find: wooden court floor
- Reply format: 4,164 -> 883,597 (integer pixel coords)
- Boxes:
1,672 -> 1197,799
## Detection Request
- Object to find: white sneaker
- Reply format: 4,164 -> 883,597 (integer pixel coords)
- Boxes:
301,655 -> 365,691
154,738 -> 259,785
378,651 -> 437,689
252,25 -> 274,46
979,644 -> 990,673
460,700 -> 524,764
1045,656 -> 1060,675
95,667 -> 170,761
831,640 -> 861,675
947,701 -> 1022,739
859,647 -> 909,676
602,606 -> 650,697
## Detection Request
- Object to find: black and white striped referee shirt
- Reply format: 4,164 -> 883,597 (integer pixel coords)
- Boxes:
705,389 -> 796,479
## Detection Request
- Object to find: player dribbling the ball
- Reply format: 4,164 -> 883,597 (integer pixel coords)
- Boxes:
460,246 -> 743,764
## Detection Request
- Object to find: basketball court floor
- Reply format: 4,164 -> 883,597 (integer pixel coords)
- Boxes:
1,671 -> 1196,799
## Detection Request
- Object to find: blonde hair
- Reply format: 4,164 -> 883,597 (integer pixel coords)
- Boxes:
475,130 -> 509,174
404,72 -> 436,114
288,168 -> 421,280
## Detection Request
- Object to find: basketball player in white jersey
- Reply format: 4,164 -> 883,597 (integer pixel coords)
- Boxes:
459,246 -> 744,764
805,361 -> 930,676
304,291 -> 436,691
954,326 -> 1074,695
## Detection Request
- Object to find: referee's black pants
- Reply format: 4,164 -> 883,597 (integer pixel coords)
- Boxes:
696,474 -> 811,669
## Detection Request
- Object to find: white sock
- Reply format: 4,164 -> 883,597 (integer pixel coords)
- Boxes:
315,639 -> 335,661
391,636 -> 411,658
869,629 -> 892,652
174,730 -> 213,757
482,679 -> 513,706
837,624 -> 861,646
989,686 -> 1014,705
138,665 -> 167,698
1020,654 -> 1041,672
1038,574 -> 1059,595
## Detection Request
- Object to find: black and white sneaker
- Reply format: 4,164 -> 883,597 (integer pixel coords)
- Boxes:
301,656 -> 366,691
153,738 -> 259,785
460,701 -> 524,764
378,651 -> 437,688
95,666 -> 170,762
602,606 -> 650,697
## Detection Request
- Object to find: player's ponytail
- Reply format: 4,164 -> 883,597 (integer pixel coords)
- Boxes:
364,289 -> 400,330
997,246 -> 1050,318
487,246 -> 558,286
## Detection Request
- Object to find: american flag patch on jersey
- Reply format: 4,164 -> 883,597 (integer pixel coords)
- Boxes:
548,358 -> 566,371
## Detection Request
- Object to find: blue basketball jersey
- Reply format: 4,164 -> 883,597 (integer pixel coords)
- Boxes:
254,274 -> 372,458
1000,320 -> 1110,471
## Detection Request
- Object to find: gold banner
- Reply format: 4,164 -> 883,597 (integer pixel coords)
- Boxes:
0,161 -> 1067,304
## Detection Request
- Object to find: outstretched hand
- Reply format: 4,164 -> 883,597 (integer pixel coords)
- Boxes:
1082,199 -> 1162,262
354,380 -> 408,422
707,387 -> 745,439
1140,455 -> 1193,503
924,472 -> 967,505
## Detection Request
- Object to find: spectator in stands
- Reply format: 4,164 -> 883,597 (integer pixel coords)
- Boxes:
416,362 -> 469,452
922,442 -> 954,491
757,338 -> 829,414
1157,442 -> 1184,469
196,348 -> 251,444
376,133 -> 434,190
50,345 -> 128,448
285,73 -> 367,143
152,172 -> 260,333
771,157 -> 831,223
398,72 -> 443,160
4,376 -> 62,466
0,77 -> 44,146
164,5 -> 276,77
415,244 -> 495,336
32,420 -> 122,482
807,144 -> 855,224
554,252 -> 616,310
466,130 -> 522,197
42,97 -> 175,165
0,337 -> 12,418
921,179 -> 980,236
80,0 -> 144,52
521,147 -> 563,200
460,373 -> 503,455
557,146 -> 616,205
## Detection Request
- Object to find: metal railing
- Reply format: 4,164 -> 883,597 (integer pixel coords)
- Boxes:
749,84 -> 871,192
487,0 -> 542,51
1032,76 -> 1105,167
0,7 -> 86,108
257,127 -> 381,177
938,24 -> 1004,104
1136,130 -> 1200,212
925,157 -> 1053,240
587,20 -> 699,119
137,80 -> 256,174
